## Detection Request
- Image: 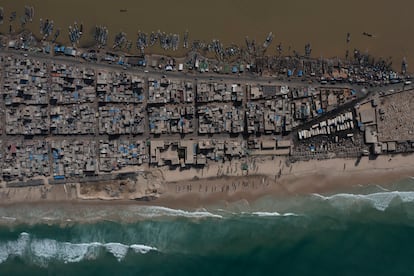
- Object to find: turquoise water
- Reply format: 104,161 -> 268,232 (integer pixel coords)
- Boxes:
1,179 -> 414,275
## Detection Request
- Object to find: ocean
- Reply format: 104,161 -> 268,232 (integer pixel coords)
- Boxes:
1,178 -> 414,275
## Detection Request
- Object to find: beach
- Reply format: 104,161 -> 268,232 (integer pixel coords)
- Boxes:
1,154 -> 413,210
1,161 -> 414,274
1,154 -> 414,275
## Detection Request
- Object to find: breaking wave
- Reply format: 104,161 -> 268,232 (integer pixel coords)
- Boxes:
249,212 -> 299,217
136,206 -> 223,219
0,232 -> 157,266
313,191 -> 414,211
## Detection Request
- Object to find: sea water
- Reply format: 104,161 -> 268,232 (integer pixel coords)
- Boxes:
1,178 -> 414,275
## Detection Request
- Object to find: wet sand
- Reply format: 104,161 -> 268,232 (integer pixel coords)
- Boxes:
1,154 -> 414,211
1,0 -> 413,68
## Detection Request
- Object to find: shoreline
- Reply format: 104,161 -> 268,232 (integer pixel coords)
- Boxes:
2,1 -> 414,70
0,154 -> 413,209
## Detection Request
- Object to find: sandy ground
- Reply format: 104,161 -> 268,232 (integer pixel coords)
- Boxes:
1,154 -> 414,207
153,154 -> 414,207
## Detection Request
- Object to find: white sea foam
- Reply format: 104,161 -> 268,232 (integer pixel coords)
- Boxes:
138,206 -> 223,219
130,244 -> 158,254
252,211 -> 281,216
250,212 -> 299,217
0,232 -> 157,266
0,216 -> 17,222
104,243 -> 129,261
313,191 -> 414,211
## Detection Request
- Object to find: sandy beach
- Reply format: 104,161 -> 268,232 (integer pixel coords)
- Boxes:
154,154 -> 414,207
1,154 -> 414,208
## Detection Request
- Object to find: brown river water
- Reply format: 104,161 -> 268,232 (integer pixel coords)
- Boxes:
0,0 -> 413,70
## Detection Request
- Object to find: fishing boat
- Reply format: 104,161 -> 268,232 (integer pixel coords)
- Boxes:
183,30 -> 189,49
39,18 -> 44,34
52,28 -> 60,43
402,57 -> 407,74
263,32 -> 273,49
0,7 -> 4,24
362,32 -> 374,38
24,6 -> 34,22
149,32 -> 157,46
9,11 -> 16,22
276,43 -> 282,55
95,25 -> 109,47
305,43 -> 312,57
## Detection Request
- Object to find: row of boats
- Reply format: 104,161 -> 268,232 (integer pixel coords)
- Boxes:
40,18 -> 60,43
245,32 -> 273,54
68,21 -> 83,45
0,6 -> 33,26
2,9 -> 306,61
191,39 -> 241,60
20,6 -> 34,27
110,30 -> 185,52
113,32 -> 127,49
94,25 -> 109,47
39,18 -> 54,39
137,30 -> 181,52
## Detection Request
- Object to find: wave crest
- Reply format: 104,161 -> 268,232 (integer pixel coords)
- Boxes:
0,232 -> 157,266
137,206 -> 223,219
313,191 -> 414,211
250,212 -> 299,217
